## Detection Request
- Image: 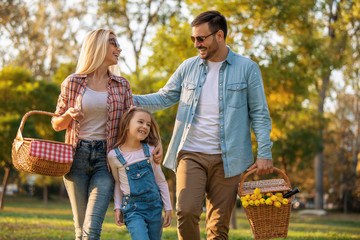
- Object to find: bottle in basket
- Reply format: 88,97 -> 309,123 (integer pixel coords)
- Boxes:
283,187 -> 300,198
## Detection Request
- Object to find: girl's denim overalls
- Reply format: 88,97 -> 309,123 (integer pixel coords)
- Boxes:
115,143 -> 163,240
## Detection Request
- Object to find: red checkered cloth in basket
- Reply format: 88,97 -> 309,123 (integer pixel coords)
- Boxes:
29,140 -> 73,163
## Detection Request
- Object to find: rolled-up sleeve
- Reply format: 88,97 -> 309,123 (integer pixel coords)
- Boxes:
55,77 -> 70,116
133,61 -> 185,112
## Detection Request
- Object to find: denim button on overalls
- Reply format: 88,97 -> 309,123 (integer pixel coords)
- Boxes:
115,143 -> 163,240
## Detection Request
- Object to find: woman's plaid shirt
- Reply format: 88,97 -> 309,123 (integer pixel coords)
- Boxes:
54,72 -> 133,153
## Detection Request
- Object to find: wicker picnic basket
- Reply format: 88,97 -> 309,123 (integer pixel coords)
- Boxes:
12,110 -> 73,177
238,168 -> 292,240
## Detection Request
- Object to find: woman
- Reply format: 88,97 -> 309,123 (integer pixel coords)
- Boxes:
52,29 -> 161,239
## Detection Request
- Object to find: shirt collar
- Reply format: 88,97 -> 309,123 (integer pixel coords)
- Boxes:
108,71 -> 122,82
224,46 -> 233,65
76,70 -> 122,83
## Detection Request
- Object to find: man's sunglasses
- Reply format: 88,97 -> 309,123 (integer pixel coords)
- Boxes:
108,38 -> 120,49
191,30 -> 219,43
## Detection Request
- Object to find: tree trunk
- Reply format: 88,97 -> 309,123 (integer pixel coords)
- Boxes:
314,70 -> 330,210
43,185 -> 48,206
59,181 -> 67,198
343,189 -> 348,214
314,152 -> 324,209
353,86 -> 359,175
0,166 -> 11,210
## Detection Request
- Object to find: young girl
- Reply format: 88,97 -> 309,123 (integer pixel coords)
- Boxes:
107,108 -> 172,240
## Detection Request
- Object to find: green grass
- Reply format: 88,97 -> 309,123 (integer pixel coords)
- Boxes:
0,196 -> 360,239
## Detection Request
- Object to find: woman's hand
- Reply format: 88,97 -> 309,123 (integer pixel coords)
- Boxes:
163,210 -> 172,228
52,108 -> 84,131
152,142 -> 163,164
115,208 -> 125,227
67,108 -> 84,121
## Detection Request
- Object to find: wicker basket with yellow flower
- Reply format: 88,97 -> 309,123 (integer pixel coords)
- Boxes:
238,167 -> 294,240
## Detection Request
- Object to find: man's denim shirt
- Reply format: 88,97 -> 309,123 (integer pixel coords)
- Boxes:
133,47 -> 272,178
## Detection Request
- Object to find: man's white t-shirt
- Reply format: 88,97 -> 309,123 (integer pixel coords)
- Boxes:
182,60 -> 223,154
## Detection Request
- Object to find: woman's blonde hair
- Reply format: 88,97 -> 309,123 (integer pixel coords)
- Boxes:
75,29 -> 120,75
113,108 -> 161,149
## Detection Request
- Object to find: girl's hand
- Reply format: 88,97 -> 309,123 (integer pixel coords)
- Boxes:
115,208 -> 125,227
163,210 -> 172,228
66,108 -> 84,121
152,142 -> 163,164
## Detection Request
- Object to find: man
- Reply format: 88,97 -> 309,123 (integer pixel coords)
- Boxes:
133,10 -> 273,240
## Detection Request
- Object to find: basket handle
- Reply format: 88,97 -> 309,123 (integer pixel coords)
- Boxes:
238,167 -> 291,193
15,110 -> 59,142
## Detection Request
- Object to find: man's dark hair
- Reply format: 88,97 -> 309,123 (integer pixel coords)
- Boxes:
191,11 -> 227,39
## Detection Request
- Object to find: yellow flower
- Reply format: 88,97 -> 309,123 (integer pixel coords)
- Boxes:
270,195 -> 278,202
254,200 -> 260,206
257,194 -> 263,200
254,188 -> 261,195
250,194 -> 257,201
249,200 -> 254,206
260,198 -> 266,204
282,199 -> 289,205
274,201 -> 282,208
242,201 -> 249,208
245,195 -> 251,200
266,192 -> 273,197
275,192 -> 283,198
265,198 -> 273,205
240,197 -> 246,202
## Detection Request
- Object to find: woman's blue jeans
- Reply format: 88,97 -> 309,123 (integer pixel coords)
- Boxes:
64,140 -> 114,240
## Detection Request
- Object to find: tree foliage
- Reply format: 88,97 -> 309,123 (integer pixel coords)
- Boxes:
0,0 -> 90,79
98,0 -> 182,80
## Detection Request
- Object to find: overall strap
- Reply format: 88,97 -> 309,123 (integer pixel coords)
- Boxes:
142,142 -> 151,158
114,147 -> 127,165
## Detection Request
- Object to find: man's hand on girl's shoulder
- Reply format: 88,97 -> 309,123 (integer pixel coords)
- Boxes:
152,143 -> 163,164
